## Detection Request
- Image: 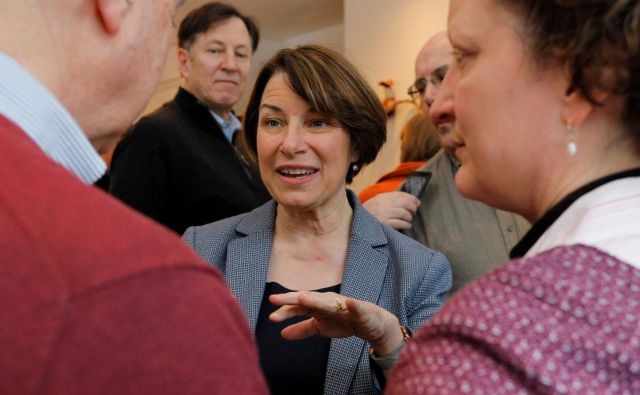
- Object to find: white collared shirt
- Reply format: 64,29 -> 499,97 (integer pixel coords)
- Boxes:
526,177 -> 640,269
0,52 -> 106,184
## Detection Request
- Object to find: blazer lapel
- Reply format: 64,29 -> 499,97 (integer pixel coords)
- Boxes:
224,201 -> 276,332
324,193 -> 389,394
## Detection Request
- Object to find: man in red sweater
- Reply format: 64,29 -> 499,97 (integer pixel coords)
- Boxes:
0,1 -> 267,394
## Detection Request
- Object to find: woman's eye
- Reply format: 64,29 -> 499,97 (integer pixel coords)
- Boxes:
263,119 -> 282,128
309,119 -> 329,128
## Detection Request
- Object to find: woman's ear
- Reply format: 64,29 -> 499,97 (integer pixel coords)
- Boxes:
562,86 -> 608,128
350,150 -> 359,166
95,0 -> 132,35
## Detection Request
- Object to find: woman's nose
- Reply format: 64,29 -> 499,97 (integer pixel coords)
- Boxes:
279,125 -> 306,155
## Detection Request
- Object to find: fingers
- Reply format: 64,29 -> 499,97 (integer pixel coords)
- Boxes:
363,192 -> 420,229
269,303 -> 312,322
387,218 -> 413,230
393,192 -> 421,214
279,318 -> 318,340
269,291 -> 345,322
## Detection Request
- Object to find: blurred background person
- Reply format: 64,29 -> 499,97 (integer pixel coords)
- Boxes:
110,2 -> 270,235
184,45 -> 451,395
389,0 -> 640,393
0,1 -> 267,393
359,111 -> 440,203
365,32 -> 529,295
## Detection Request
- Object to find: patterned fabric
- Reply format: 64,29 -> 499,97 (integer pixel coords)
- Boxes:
387,244 -> 640,394
0,52 -> 105,184
184,190 -> 452,395
399,171 -> 431,198
406,150 -> 530,294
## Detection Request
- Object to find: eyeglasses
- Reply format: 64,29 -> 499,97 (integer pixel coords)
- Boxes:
407,65 -> 450,101
407,78 -> 427,101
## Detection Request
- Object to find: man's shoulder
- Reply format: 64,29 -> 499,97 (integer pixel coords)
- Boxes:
0,122 -> 235,392
125,100 -> 189,138
1,125 -> 213,294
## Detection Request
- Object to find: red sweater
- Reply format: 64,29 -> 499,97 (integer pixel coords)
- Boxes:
359,161 -> 426,203
0,116 -> 268,394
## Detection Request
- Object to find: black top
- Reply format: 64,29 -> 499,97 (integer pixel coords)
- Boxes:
510,167 -> 640,258
255,282 -> 340,395
109,87 -> 271,234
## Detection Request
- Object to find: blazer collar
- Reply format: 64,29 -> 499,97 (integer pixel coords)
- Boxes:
325,191 -> 390,393
224,200 -> 277,331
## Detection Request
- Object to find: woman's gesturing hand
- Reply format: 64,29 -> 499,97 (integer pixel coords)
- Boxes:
269,291 -> 405,357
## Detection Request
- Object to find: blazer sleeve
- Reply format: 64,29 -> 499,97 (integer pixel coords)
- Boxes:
406,249 -> 452,333
182,226 -> 196,248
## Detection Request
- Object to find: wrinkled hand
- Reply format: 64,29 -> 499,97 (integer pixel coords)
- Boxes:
363,192 -> 420,230
269,291 -> 404,356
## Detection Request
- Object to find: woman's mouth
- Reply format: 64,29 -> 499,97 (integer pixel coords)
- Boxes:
277,168 -> 319,178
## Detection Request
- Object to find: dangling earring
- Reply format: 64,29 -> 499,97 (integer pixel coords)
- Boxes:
566,119 -> 579,156
351,163 -> 359,172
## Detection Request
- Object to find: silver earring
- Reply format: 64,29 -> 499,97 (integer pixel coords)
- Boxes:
566,119 -> 578,156
352,163 -> 359,172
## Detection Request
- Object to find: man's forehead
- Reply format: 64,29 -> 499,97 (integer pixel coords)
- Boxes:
415,33 -> 453,78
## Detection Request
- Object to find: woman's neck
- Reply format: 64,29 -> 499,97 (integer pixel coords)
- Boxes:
274,193 -> 354,241
532,137 -> 640,223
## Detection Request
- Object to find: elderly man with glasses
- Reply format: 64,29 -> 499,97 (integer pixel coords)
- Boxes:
364,32 -> 529,295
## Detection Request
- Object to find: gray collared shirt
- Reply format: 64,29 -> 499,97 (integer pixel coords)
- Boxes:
406,149 -> 530,295
0,52 -> 106,184
210,110 -> 241,143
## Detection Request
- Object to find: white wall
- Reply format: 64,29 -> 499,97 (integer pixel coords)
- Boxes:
344,0 -> 449,193
284,23 -> 345,52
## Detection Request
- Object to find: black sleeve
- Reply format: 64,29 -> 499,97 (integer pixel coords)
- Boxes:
109,123 -> 173,230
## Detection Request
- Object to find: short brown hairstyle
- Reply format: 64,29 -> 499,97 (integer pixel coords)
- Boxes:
400,111 -> 440,162
242,45 -> 387,183
178,2 -> 259,52
497,0 -> 640,145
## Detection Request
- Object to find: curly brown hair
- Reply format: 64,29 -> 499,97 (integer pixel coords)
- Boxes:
498,0 -> 640,141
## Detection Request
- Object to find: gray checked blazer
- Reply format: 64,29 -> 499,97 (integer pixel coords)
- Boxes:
183,190 -> 452,395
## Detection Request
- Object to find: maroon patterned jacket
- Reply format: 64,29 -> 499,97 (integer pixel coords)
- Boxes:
388,244 -> 640,394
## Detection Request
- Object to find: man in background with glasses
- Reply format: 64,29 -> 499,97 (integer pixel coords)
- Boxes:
365,32 -> 529,295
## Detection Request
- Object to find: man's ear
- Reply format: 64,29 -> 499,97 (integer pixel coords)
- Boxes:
95,0 -> 132,34
177,47 -> 190,79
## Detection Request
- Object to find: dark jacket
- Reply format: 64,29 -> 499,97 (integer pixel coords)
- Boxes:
110,87 -> 271,234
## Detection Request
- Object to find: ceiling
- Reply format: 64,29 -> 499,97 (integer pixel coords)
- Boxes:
178,0 -> 344,40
